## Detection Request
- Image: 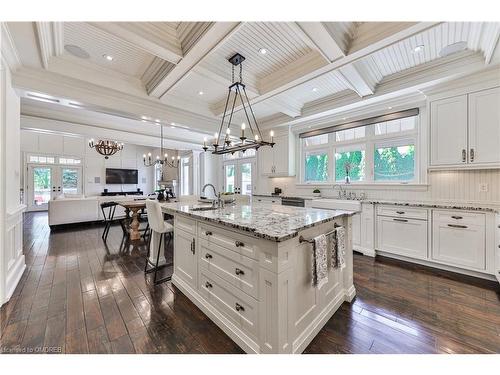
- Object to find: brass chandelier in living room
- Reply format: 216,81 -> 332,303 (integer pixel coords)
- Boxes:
88,139 -> 124,159
143,122 -> 180,168
202,53 -> 275,155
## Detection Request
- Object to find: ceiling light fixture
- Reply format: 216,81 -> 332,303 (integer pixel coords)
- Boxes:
259,48 -> 267,55
388,106 -> 393,110
88,139 -> 124,159
143,123 -> 180,169
198,91 -> 204,96
412,45 -> 425,54
312,87 -> 318,92
103,54 -> 114,61
202,53 -> 275,156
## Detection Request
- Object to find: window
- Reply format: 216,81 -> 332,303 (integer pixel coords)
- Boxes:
304,151 -> 328,182
301,111 -> 419,184
335,148 -> 365,182
180,156 -> 191,195
374,142 -> 415,181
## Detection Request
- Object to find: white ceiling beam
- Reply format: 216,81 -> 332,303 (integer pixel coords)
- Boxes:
151,22 -> 241,99
296,22 -> 346,62
338,64 -> 374,97
265,96 -> 302,118
484,23 -> 500,64
88,22 -> 183,65
34,22 -> 63,69
194,65 -> 259,97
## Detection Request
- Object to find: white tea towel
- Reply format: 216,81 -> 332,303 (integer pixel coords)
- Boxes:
336,226 -> 346,270
312,234 -> 328,288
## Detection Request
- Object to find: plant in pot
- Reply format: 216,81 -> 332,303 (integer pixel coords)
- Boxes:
312,188 -> 321,198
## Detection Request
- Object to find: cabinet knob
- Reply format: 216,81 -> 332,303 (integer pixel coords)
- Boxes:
205,253 -> 213,259
235,268 -> 245,276
205,230 -> 213,236
235,241 -> 244,247
205,281 -> 213,289
396,211 -> 405,214
451,215 -> 463,220
235,303 -> 245,312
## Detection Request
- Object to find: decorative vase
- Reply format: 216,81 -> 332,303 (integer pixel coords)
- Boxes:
157,190 -> 165,201
313,192 -> 321,197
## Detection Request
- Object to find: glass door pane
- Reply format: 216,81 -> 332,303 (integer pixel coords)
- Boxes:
33,167 -> 52,208
240,162 -> 252,195
224,164 -> 235,193
61,168 -> 80,194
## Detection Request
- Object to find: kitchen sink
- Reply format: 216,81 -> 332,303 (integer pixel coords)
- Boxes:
311,198 -> 361,212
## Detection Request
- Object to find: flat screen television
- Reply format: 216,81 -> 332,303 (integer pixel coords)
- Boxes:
105,168 -> 138,184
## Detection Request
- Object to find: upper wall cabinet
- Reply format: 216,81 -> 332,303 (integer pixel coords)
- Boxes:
258,130 -> 295,177
430,87 -> 500,169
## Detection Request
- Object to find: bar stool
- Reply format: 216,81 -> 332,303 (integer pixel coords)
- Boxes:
144,200 -> 174,284
100,201 -> 127,242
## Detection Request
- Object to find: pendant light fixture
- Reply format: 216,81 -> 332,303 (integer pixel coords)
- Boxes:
143,122 -> 180,168
88,139 -> 124,159
202,53 -> 275,155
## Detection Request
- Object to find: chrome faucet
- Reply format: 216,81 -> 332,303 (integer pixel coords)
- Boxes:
333,184 -> 347,199
202,183 -> 218,198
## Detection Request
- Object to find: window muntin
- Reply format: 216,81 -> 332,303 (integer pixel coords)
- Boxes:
301,114 -> 418,184
304,151 -> 329,182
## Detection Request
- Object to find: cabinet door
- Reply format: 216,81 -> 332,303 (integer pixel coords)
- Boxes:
258,144 -> 274,175
376,216 -> 428,260
468,87 -> 500,164
432,221 -> 485,270
272,134 -> 289,175
430,95 -> 468,166
360,204 -> 374,251
351,213 -> 361,248
174,228 -> 197,288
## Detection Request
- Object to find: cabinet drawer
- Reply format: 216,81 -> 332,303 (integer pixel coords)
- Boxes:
377,205 -> 428,220
432,220 -> 485,270
199,239 -> 259,299
432,210 -> 485,226
376,216 -> 428,260
198,223 -> 260,260
175,215 -> 196,233
199,268 -> 258,340
254,197 -> 281,204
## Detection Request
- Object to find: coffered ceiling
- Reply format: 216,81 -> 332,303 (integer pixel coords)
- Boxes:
2,21 -> 500,148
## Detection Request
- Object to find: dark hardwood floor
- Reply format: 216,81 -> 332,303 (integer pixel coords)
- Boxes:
1,211 -> 499,354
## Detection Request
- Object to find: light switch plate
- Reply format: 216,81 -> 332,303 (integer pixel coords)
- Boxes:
479,183 -> 488,192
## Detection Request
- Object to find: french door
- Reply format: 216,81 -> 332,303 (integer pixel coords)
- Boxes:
223,159 -> 255,195
27,165 -> 82,211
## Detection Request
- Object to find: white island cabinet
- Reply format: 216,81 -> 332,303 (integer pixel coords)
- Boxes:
162,203 -> 356,353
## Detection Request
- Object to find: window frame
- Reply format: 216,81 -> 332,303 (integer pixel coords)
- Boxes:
300,114 -> 420,185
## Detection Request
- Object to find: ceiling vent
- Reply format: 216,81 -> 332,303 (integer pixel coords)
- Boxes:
439,41 -> 468,58
64,44 -> 90,59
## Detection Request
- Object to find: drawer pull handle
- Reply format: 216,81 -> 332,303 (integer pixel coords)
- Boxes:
235,241 -> 245,247
205,281 -> 213,288
235,268 -> 245,276
448,224 -> 468,229
451,215 -> 463,220
393,218 -> 408,222
470,148 -> 475,162
396,211 -> 405,214
205,253 -> 213,259
191,238 -> 195,254
462,149 -> 467,162
205,230 -> 213,236
235,303 -> 245,312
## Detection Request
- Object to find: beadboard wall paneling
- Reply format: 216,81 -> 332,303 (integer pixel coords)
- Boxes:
265,169 -> 500,205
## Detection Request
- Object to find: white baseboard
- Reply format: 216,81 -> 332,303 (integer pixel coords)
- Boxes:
353,245 -> 376,257
3,255 -> 26,305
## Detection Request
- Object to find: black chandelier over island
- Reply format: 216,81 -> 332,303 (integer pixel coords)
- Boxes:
143,122 -> 180,168
88,139 -> 124,159
202,53 -> 275,155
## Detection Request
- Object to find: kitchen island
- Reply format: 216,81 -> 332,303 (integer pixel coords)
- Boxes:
160,202 -> 356,353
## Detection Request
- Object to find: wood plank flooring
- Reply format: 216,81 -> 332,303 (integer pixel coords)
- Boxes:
0,212 -> 499,354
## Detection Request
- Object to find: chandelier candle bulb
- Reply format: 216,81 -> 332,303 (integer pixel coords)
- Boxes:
270,130 -> 274,143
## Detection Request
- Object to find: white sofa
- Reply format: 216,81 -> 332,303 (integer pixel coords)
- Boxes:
48,194 -> 146,227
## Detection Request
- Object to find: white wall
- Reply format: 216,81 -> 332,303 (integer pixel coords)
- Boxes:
1,55 -> 25,306
20,128 -> 156,198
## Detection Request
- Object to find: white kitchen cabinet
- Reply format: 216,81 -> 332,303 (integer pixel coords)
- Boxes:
253,196 -> 281,205
377,215 -> 428,260
432,210 -> 486,271
174,223 -> 198,288
360,203 -> 375,256
258,131 -> 295,177
429,86 -> 500,168
352,213 -> 361,249
468,87 -> 500,165
430,95 -> 468,166
496,214 -> 500,283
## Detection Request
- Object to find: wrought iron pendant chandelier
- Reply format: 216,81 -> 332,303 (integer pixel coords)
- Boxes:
143,122 -> 180,168
88,139 -> 124,159
202,53 -> 275,155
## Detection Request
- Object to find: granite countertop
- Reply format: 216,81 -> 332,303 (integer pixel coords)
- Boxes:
161,202 -> 355,242
362,199 -> 499,213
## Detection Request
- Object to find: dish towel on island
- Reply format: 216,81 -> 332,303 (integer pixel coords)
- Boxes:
330,226 -> 346,270
312,234 -> 328,288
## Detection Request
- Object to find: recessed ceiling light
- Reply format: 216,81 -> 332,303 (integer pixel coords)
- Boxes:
103,54 -> 114,61
412,45 -> 425,54
342,117 -> 347,120
312,87 -> 318,92
388,106 -> 393,110
198,91 -> 204,96
259,48 -> 268,55
64,44 -> 90,59
171,122 -> 175,126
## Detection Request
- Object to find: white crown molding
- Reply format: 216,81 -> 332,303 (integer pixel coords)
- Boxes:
1,23 -> 21,71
